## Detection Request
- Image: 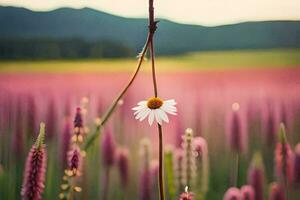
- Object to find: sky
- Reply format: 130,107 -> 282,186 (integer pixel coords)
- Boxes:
0,0 -> 300,26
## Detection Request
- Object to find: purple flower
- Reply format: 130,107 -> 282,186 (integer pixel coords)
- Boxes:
240,185 -> 255,200
269,183 -> 285,200
101,130 -> 116,167
223,187 -> 242,200
275,124 -> 294,182
226,103 -> 246,153
74,107 -> 83,131
116,147 -> 130,188
247,153 -> 265,200
21,123 -> 47,200
261,103 -> 277,145
68,145 -> 82,175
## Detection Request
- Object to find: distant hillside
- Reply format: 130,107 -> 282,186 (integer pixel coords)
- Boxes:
0,6 -> 300,55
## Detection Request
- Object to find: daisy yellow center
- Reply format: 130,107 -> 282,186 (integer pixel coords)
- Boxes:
147,97 -> 163,109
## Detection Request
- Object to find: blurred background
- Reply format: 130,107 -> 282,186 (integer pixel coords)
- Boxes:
0,0 -> 300,200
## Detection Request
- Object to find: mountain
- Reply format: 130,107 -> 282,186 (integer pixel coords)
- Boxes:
0,6 -> 300,55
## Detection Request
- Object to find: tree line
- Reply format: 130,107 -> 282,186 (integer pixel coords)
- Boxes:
0,38 -> 134,60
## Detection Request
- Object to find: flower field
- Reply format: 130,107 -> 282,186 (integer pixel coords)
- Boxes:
0,53 -> 300,200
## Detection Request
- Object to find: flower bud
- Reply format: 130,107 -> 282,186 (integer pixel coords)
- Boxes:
223,187 -> 242,200
240,185 -> 255,200
247,153 -> 265,200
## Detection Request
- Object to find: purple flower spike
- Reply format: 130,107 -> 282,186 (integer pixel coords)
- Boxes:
117,147 -> 130,188
21,123 -> 47,200
74,107 -> 83,130
101,130 -> 116,167
240,185 -> 255,200
226,103 -> 246,153
269,183 -> 285,200
247,153 -> 265,200
223,187 -> 242,200
68,145 -> 82,176
275,123 -> 294,183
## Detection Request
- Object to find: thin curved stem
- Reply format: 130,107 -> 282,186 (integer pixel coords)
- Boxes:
83,35 -> 150,150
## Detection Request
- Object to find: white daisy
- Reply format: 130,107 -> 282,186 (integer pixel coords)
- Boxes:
132,97 -> 177,126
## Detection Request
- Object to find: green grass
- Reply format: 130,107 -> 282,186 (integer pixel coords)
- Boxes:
0,48 -> 299,73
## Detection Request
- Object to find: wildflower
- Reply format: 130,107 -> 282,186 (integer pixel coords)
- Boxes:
275,123 -> 294,183
116,147 -> 130,188
226,102 -> 246,153
179,186 -> 194,200
71,107 -> 84,143
261,103 -> 277,145
247,153 -> 265,200
21,123 -> 47,200
132,97 -> 177,125
269,183 -> 285,200
101,130 -> 116,167
67,145 -> 82,176
240,185 -> 255,200
223,187 -> 242,200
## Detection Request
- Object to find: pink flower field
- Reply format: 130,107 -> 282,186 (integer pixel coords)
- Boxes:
1,66 -> 300,199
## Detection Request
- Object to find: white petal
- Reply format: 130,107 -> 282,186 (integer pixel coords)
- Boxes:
161,104 -> 177,115
132,104 -> 146,111
139,109 -> 151,121
137,101 -> 147,106
135,108 -> 148,119
157,109 -> 169,123
154,110 -> 162,125
162,105 -> 177,112
134,110 -> 141,115
164,99 -> 176,105
148,110 -> 155,125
